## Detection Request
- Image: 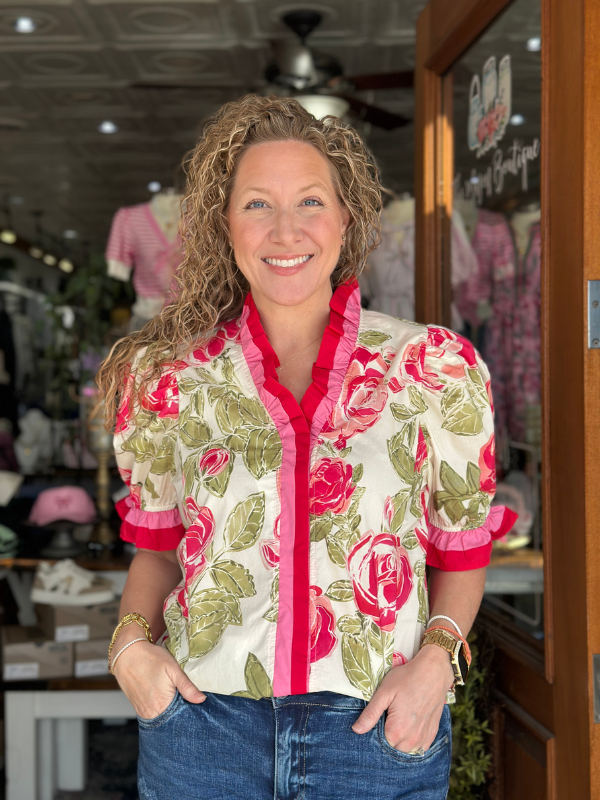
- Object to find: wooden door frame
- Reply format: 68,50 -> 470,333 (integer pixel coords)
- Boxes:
414,0 -> 600,797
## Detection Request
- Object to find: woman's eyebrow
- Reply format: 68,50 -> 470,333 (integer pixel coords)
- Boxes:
241,183 -> 330,195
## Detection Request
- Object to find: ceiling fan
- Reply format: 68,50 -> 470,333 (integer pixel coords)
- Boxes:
132,10 -> 414,131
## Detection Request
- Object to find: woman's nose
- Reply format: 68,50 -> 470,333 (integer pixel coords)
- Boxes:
270,209 -> 302,244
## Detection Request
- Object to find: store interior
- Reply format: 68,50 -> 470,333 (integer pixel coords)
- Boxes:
0,1 -> 542,798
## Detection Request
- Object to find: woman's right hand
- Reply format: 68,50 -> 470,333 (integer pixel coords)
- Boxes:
112,635 -> 205,720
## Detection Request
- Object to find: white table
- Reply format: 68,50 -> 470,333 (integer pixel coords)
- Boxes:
5,690 -> 136,800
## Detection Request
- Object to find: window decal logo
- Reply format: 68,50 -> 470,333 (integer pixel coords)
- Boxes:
468,55 -> 511,158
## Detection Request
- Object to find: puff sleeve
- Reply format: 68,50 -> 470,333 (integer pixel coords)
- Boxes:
420,326 -> 516,570
114,362 -> 185,550
106,207 -> 134,282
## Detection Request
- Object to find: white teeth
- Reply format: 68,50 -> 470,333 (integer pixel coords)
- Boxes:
264,255 -> 312,267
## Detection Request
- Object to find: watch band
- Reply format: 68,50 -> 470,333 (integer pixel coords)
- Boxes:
420,628 -> 470,687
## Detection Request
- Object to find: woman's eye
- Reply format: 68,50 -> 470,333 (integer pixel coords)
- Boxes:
246,200 -> 267,209
302,198 -> 322,206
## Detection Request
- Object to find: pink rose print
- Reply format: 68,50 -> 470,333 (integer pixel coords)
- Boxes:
320,346 -> 390,449
399,342 -> 445,392
415,427 -> 428,474
261,514 -> 280,569
392,651 -> 407,668
183,506 -> 215,590
199,447 -> 230,477
191,320 -> 240,364
309,586 -> 337,663
130,484 -> 142,509
119,468 -> 132,488
347,532 -> 413,632
414,518 -> 428,553
184,495 -> 201,522
115,373 -> 135,434
478,433 -> 496,495
427,327 -> 478,369
309,458 -> 355,516
141,371 -> 178,419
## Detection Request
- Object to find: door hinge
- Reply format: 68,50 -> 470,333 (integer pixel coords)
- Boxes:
594,654 -> 600,723
588,281 -> 600,348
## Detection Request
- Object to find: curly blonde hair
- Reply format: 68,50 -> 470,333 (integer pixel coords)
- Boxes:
97,94 -> 383,426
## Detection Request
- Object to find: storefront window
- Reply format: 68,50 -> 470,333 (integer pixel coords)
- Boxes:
445,0 -> 543,638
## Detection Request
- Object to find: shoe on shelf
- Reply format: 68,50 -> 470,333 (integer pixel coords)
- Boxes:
31,558 -> 115,606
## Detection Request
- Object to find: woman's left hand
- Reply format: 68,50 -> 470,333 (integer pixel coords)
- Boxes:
352,645 -> 455,753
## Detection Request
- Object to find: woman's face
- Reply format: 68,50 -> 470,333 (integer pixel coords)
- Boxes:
227,140 -> 350,310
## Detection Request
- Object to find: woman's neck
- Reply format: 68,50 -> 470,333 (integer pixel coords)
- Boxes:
252,285 -> 332,364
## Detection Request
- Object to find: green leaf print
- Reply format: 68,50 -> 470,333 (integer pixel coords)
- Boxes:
243,428 -> 282,479
164,600 -> 187,666
263,604 -> 278,623
263,572 -> 279,622
183,452 -> 199,498
390,403 -> 417,423
310,514 -> 333,542
150,435 -> 176,476
206,384 -> 229,405
440,461 -> 469,496
215,394 -> 245,435
389,489 -> 410,533
189,588 -> 242,626
341,633 -> 373,698
466,366 -> 489,407
232,653 -> 273,699
188,607 -> 230,658
408,386 -> 428,414
326,531 -> 347,568
178,377 -> 204,395
325,580 -> 354,602
465,462 -> 481,495
401,529 -> 419,550
144,474 -> 160,499
352,463 -> 364,484
337,614 -> 363,635
220,355 -> 235,384
120,430 -> 157,462
226,429 -> 249,454
417,576 -> 428,626
210,560 -> 257,598
358,330 -> 392,347
238,396 -> 270,428
387,432 -> 416,484
440,383 -> 484,436
366,622 -> 390,658
223,493 -> 266,551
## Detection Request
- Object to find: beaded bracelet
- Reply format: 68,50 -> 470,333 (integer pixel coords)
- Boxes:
107,613 -> 153,672
110,637 -> 147,675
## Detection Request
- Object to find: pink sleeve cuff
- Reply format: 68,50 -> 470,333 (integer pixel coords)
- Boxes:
115,495 -> 185,551
425,505 -> 518,571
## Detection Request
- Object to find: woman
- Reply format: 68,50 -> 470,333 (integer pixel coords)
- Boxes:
98,95 -> 514,800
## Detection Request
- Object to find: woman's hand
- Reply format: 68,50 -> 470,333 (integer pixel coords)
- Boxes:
352,645 -> 454,753
113,635 -> 205,720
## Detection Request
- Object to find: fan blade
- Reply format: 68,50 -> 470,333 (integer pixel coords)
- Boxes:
338,95 -> 411,130
344,71 -> 415,91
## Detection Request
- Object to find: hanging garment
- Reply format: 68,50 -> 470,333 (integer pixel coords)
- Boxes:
364,218 -> 415,320
105,201 -> 184,319
454,210 -> 516,443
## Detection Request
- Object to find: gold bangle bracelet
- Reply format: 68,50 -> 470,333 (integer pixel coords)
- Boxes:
107,613 -> 153,671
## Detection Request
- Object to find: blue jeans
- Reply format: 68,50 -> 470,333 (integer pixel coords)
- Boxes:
137,690 -> 451,800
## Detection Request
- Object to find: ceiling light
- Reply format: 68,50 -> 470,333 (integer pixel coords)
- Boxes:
9,196 -> 24,205
510,114 -> 526,125
58,258 -> 74,273
526,37 -> 541,52
14,17 -> 37,34
469,176 -> 480,185
98,120 -> 118,134
294,95 -> 350,121
147,181 -> 161,193
63,229 -> 78,239
43,254 -> 57,266
0,229 -> 17,244
29,246 -> 43,259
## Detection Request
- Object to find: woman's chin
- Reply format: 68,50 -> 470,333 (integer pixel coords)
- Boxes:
252,268 -> 334,309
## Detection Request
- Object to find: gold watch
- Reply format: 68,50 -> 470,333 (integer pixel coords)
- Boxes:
420,628 -> 470,687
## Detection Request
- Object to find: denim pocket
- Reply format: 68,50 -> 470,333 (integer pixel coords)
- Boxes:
376,705 -> 451,763
137,690 -> 185,730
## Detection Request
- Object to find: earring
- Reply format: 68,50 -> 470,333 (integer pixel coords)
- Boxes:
229,241 -> 233,247
342,234 -> 346,242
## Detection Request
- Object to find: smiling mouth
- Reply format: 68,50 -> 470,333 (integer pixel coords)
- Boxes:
262,255 -> 313,268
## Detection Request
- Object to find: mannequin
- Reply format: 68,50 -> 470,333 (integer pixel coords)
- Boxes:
510,202 -> 541,253
106,189 -> 184,331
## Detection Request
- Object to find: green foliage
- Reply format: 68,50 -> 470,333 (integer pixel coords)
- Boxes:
449,634 -> 493,800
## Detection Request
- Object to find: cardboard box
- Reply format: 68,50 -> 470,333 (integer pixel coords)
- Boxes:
36,601 -> 119,643
2,626 -> 73,681
74,639 -> 111,678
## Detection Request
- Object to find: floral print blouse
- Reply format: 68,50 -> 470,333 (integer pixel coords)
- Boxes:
114,280 -> 514,701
